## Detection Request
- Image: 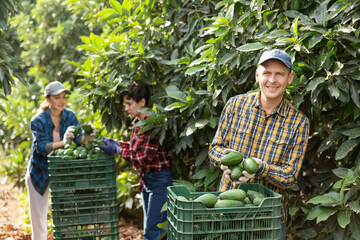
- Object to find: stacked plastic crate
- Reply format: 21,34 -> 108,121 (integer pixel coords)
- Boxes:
48,153 -> 119,240
166,183 -> 282,240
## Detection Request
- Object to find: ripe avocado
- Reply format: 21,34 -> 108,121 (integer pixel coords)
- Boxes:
219,189 -> 246,202
243,157 -> 259,174
194,193 -> 218,208
230,166 -> 243,181
247,190 -> 265,202
253,196 -> 264,206
74,126 -> 81,136
221,151 -> 243,167
82,124 -> 93,134
214,199 -> 245,208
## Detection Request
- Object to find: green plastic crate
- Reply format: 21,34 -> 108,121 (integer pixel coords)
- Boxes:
51,187 -> 118,226
48,153 -> 116,192
51,187 -> 117,212
166,183 -> 282,240
53,220 -> 119,240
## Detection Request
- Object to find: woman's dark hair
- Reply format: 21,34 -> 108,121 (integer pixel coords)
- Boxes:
122,82 -> 151,106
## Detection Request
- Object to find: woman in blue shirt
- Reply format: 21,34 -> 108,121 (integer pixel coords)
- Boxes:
25,81 -> 94,240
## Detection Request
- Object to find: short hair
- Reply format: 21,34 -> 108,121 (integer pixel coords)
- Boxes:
122,82 -> 151,106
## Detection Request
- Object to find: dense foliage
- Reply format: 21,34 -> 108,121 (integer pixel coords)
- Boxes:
0,0 -> 27,106
1,0 -> 359,239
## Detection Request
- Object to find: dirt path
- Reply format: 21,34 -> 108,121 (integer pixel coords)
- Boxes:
0,175 -> 143,240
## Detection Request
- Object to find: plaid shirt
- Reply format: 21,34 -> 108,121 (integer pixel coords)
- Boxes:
208,92 -> 309,224
29,108 -> 81,195
119,116 -> 171,192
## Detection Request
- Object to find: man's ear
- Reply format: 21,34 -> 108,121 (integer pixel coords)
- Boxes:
287,71 -> 294,85
140,97 -> 146,107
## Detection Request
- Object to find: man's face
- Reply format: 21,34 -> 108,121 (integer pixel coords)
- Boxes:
123,96 -> 145,119
256,60 -> 293,104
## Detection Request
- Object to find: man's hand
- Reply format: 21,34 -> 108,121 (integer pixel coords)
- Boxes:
96,138 -> 121,154
236,157 -> 263,184
223,148 -> 236,154
83,126 -> 96,141
102,137 -> 117,145
220,164 -> 231,179
220,149 -> 237,179
64,126 -> 75,145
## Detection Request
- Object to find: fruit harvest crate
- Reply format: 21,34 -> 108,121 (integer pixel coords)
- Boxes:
51,187 -> 118,226
47,153 -> 116,192
166,183 -> 282,240
53,220 -> 119,240
48,152 -> 119,239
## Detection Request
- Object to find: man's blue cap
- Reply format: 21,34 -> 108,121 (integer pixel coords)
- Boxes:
258,49 -> 292,70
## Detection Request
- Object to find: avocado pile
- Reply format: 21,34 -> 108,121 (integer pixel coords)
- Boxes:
51,139 -> 105,160
181,188 -> 266,208
220,151 -> 260,181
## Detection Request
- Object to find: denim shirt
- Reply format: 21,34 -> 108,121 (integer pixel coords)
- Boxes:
28,108 -> 81,195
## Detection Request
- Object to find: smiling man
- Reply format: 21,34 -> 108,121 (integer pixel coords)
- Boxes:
208,49 -> 309,240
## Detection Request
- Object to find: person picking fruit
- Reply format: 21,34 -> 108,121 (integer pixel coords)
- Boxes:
208,49 -> 309,240
96,82 -> 174,240
26,81 -> 95,240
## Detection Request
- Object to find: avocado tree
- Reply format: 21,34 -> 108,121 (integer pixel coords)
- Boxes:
0,0 -> 27,108
3,0 -> 359,238
66,0 -> 360,238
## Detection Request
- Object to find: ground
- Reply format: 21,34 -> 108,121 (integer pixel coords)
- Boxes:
0,175 -> 143,240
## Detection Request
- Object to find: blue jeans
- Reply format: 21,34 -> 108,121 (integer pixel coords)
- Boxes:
281,223 -> 286,240
142,167 -> 174,240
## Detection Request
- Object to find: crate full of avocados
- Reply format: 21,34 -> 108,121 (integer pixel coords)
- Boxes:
48,135 -> 116,192
166,183 -> 282,240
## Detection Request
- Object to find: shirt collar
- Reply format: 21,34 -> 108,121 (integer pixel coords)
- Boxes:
132,114 -> 149,126
253,91 -> 287,118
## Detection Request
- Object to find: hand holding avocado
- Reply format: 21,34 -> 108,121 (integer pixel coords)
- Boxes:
96,137 -> 121,154
238,157 -> 263,183
220,150 -> 262,183
64,126 -> 75,145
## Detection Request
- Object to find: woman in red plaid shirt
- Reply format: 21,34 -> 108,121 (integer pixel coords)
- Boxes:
98,82 -> 174,240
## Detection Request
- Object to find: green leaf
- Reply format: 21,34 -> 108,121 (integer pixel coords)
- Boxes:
335,139 -> 360,160
291,17 -> 299,37
309,33 -> 323,48
219,51 -> 237,65
195,148 -> 209,167
165,86 -> 187,102
315,0 -> 329,25
164,102 -> 187,111
191,168 -> 212,180
110,0 -> 122,13
93,88 -> 108,96
204,170 -> 220,187
349,200 -> 360,213
327,82 -> 340,99
185,65 -> 207,75
307,195 -> 339,205
350,214 -> 360,240
337,209 -> 351,228
138,123 -> 155,134
349,128 -> 360,139
195,119 -> 209,129
236,42 -> 263,52
350,84 -> 360,109
306,206 -> 337,223
307,77 -> 325,91
225,4 -> 234,21
160,202 -> 167,213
